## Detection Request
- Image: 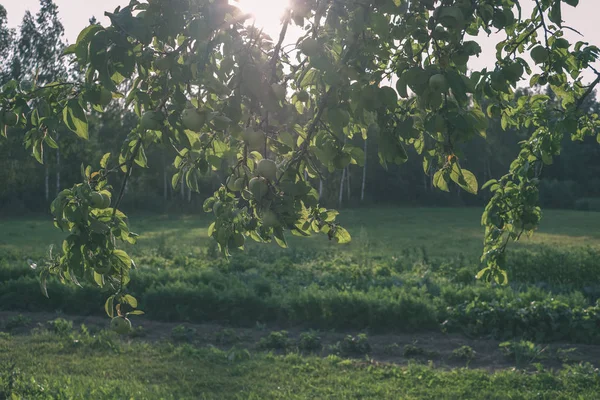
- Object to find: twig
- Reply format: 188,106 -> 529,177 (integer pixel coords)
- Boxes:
111,140 -> 142,219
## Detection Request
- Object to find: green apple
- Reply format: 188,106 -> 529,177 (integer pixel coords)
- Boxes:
257,159 -> 277,181
530,46 -> 549,64
182,108 -> 206,132
243,128 -> 265,151
110,316 -> 131,334
297,91 -> 309,102
249,177 -> 269,200
154,55 -> 173,71
141,111 -> 163,130
429,74 -> 449,93
2,110 -> 18,126
226,176 -> 243,192
99,88 -> 113,107
90,192 -> 104,208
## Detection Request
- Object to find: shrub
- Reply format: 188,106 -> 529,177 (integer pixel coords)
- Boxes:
403,344 -> 439,359
298,331 -> 321,352
49,318 -> 73,337
171,325 -> 196,343
215,328 -> 240,345
4,314 -> 31,331
257,331 -> 290,351
499,340 -> 547,367
330,334 -> 371,356
451,345 -> 476,362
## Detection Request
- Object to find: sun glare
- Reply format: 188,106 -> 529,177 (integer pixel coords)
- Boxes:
232,0 -> 290,36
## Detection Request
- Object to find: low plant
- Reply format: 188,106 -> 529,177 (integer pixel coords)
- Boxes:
331,334 -> 371,356
298,331 -> 321,352
215,328 -> 240,345
451,345 -> 476,362
257,331 -> 290,351
4,314 -> 31,331
171,325 -> 196,343
128,326 -> 147,338
48,318 -> 73,337
403,344 -> 440,359
499,340 -> 547,367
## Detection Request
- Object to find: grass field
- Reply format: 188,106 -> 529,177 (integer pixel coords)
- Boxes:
1,207 -> 600,399
3,207 -> 600,259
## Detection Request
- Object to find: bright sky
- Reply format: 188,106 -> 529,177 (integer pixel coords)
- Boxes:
4,0 -> 600,82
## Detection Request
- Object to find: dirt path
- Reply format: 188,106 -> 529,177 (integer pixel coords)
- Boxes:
2,311 -> 599,372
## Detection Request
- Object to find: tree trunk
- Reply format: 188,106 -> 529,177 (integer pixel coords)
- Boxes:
346,167 -> 351,202
319,179 -> 323,201
163,153 -> 168,201
55,132 -> 60,196
187,182 -> 192,203
180,177 -> 185,200
338,168 -> 346,208
361,138 -> 367,202
44,151 -> 49,201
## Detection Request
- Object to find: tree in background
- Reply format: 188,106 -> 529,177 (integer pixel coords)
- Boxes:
0,5 -> 14,83
1,0 -> 600,321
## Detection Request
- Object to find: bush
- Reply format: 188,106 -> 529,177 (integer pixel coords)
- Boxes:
298,331 -> 322,352
331,334 -> 371,356
257,331 -> 290,351
215,328 -> 240,345
499,340 -> 547,367
444,298 -> 600,344
451,345 -> 476,362
4,314 -> 31,331
403,344 -> 439,359
171,325 -> 196,343
49,318 -> 73,337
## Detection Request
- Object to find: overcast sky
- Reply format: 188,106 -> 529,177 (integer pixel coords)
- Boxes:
4,0 -> 600,83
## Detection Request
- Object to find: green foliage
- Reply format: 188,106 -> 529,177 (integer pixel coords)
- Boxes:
258,331 -> 291,351
451,345 -> 476,362
499,340 -> 547,367
444,298 -> 600,344
171,324 -> 196,343
331,334 -> 371,356
403,344 -> 439,359
2,330 -> 600,399
215,328 -> 240,346
48,318 -> 73,337
4,314 -> 31,331
0,0 -> 598,315
298,331 -> 322,353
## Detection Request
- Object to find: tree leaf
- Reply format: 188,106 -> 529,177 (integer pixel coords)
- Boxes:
549,0 -> 562,26
39,269 -> 49,298
100,153 -> 111,169
460,169 -> 479,194
105,295 -> 115,318
62,99 -> 88,139
333,227 -> 351,244
433,170 -> 449,192
123,294 -> 138,308
110,249 -> 132,270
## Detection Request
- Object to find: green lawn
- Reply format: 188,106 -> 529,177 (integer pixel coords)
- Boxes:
2,207 -> 600,399
2,207 -> 600,260
1,331 -> 599,399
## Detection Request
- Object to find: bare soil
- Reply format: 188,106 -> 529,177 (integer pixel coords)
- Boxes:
1,311 -> 598,372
